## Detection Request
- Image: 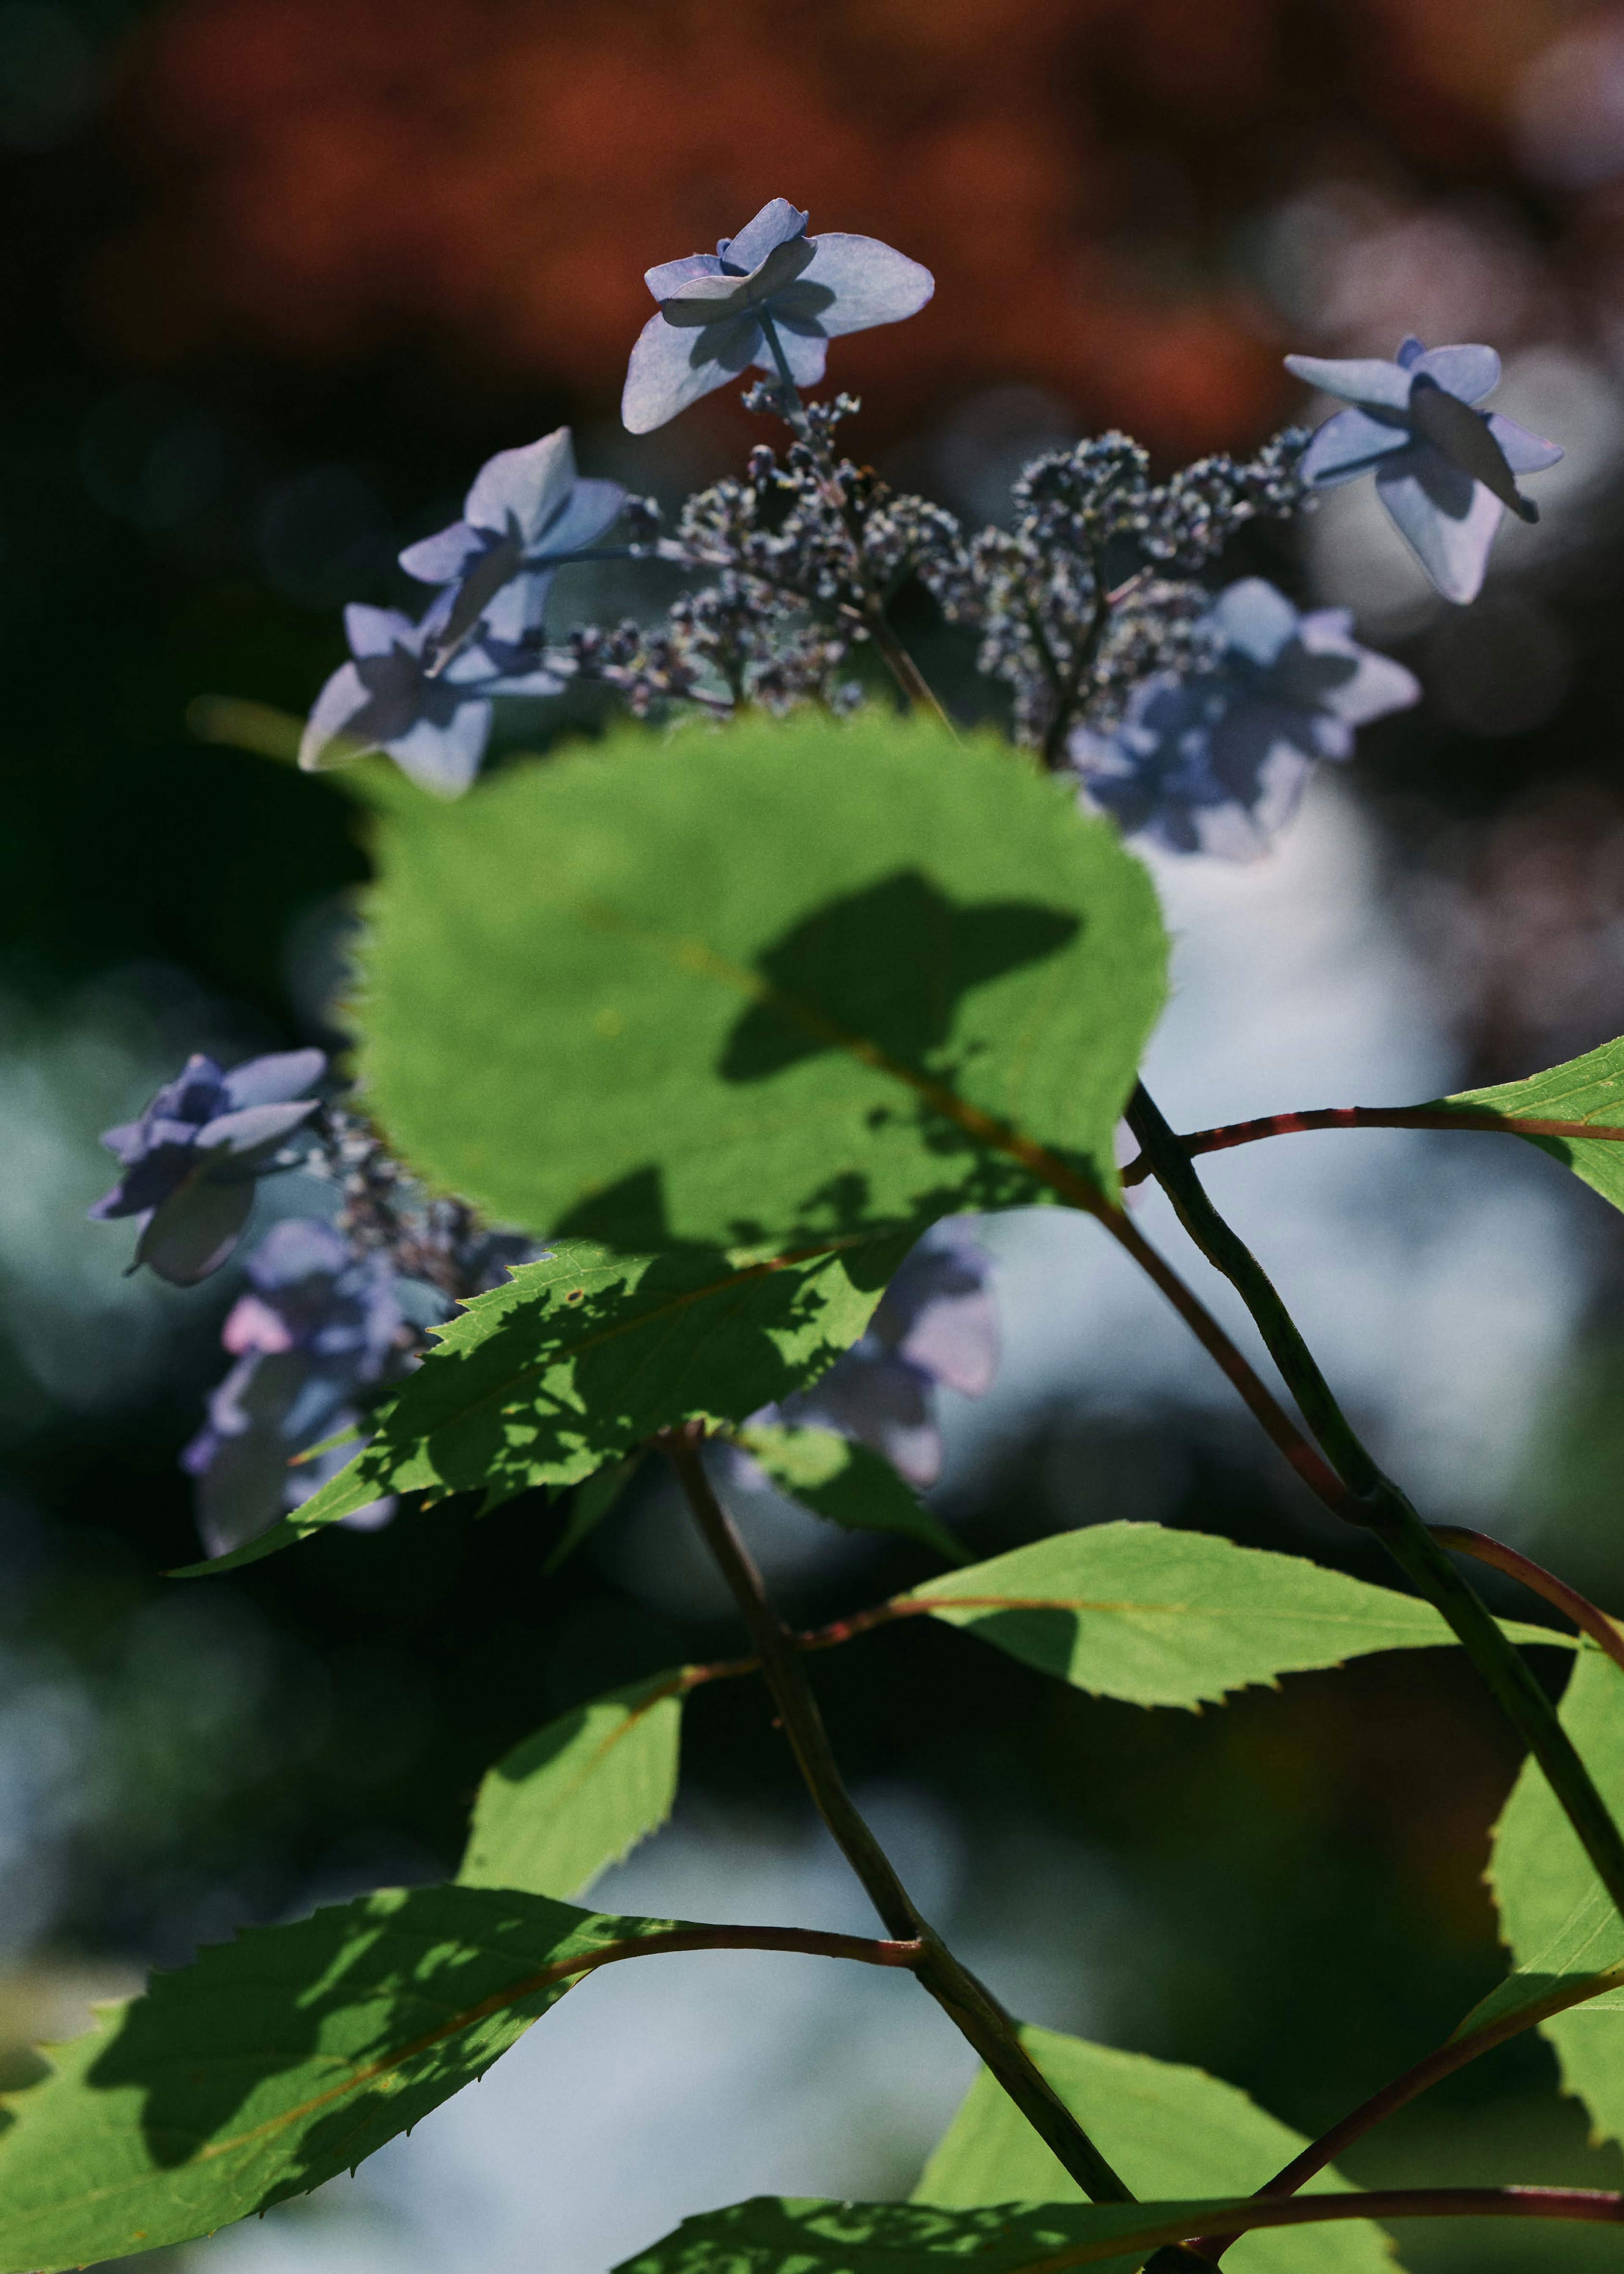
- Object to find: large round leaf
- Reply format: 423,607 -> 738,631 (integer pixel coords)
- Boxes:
357,713 -> 1167,1251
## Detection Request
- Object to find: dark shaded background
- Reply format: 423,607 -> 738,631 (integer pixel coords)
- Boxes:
8,1 -> 1624,2266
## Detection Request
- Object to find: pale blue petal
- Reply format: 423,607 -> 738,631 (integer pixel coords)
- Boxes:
343,603 -> 417,659
1298,404 -> 1411,487
398,521 -> 482,584
1376,445 -> 1504,603
622,309 -> 742,433
480,568 -> 552,645
385,701 -> 492,796
796,235 -> 935,335
645,251 -> 724,298
1413,343 -> 1501,403
752,326 -> 828,386
299,662 -> 373,770
196,1099 -> 319,1157
533,476 -> 626,558
1294,618 -> 1421,724
1396,335 -> 1428,368
220,1049 -> 326,1111
465,428 -> 576,544
1487,413 -> 1564,472
723,198 -> 809,273
136,1175 -> 255,1286
1207,577 -> 1300,665
1284,353 -> 1411,410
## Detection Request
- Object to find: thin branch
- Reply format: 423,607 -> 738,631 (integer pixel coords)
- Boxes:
1431,1526 -> 1624,1676
540,1925 -> 926,1986
1186,1964 -> 1624,2260
656,1421 -> 1138,2208
1012,2187 -> 1624,2274
1119,1105 -> 1624,1188
1124,1079 -> 1624,1931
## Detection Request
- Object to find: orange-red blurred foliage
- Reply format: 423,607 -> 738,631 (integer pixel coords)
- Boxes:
94,0 -> 1601,453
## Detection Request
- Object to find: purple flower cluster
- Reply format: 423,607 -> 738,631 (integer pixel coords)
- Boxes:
183,1218 -> 406,1559
90,1048 -> 326,1286
1069,578 -> 1420,858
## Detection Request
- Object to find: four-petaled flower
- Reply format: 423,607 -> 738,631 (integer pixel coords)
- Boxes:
1070,578 -> 1420,859
622,197 -> 934,435
1285,336 -> 1563,603
184,1217 -> 403,1557
91,1048 -> 326,1285
299,604 -> 563,796
399,426 -> 627,660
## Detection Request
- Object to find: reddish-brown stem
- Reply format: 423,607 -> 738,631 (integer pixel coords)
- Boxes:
1431,1526 -> 1624,1676
1186,1965 -> 1624,2261
535,1924 -> 924,1984
1018,2187 -> 1624,2273
1119,1106 -> 1624,1188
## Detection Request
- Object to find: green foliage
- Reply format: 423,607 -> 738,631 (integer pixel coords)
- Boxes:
915,2023 -> 1391,2274
1488,1646 -> 1624,2140
458,1671 -> 688,1898
902,1522 -> 1567,1709
187,1235 -> 908,1572
1443,1037 -> 1624,1215
0,1884 -> 683,2270
357,712 -> 1168,1254
544,1454 -> 648,1575
734,1421 -> 968,1563
613,2193 -> 1396,2274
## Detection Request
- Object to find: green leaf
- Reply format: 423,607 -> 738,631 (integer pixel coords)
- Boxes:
1439,1039 -> 1624,1216
181,1234 -> 908,1574
357,712 -> 1168,1254
614,2194 -> 1401,2274
1487,1644 -> 1624,2139
733,1422 -> 969,1565
900,1522 -> 1571,1709
0,1884 -> 684,2270
458,1670 -> 688,1897
914,2023 -> 1393,2274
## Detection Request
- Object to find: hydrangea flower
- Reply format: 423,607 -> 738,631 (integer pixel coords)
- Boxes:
622,198 -> 934,434
184,1217 -> 403,1558
1070,578 -> 1420,859
91,1048 -> 326,1286
299,604 -> 563,795
1284,336 -> 1563,603
765,1216 -> 998,1490
399,427 -> 627,657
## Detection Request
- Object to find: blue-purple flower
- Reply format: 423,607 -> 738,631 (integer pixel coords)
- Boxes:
399,426 -> 626,658
1284,336 -> 1563,603
91,1049 -> 326,1286
622,198 -> 934,435
298,604 -> 563,795
1070,578 -> 1420,859
767,1217 -> 998,1489
184,1217 -> 404,1558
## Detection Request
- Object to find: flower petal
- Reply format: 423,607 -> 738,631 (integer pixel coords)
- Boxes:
197,1098 -> 321,1158
385,700 -> 492,797
1412,343 -> 1501,403
644,251 -> 724,299
1487,413 -> 1565,472
1207,577 -> 1300,665
1294,614 -> 1421,724
398,520 -> 483,585
220,1048 -> 326,1111
135,1174 -> 256,1286
343,603 -> 418,658
299,662 -> 374,771
721,197 -> 810,273
1376,445 -> 1504,603
465,428 -> 577,544
754,325 -> 829,386
532,476 -> 627,559
1298,404 -> 1411,488
622,308 -> 749,433
796,234 -> 935,335
1284,353 -> 1413,411
1396,335 -> 1428,369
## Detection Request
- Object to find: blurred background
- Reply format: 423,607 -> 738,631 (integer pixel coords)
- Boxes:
8,1 -> 1624,2269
